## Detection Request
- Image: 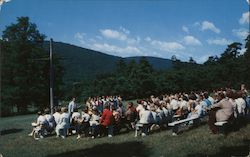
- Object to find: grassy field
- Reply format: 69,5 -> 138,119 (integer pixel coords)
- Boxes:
0,114 -> 250,157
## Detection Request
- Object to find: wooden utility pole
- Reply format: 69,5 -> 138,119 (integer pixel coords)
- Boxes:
49,38 -> 54,114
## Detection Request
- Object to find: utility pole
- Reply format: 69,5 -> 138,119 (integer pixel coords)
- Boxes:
49,38 -> 54,114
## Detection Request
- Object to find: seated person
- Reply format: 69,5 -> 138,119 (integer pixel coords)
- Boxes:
208,92 -> 233,134
188,102 -> 202,118
70,108 -> 81,139
112,105 -> 121,134
138,105 -> 153,136
28,111 -> 48,139
80,107 -> 91,138
125,102 -> 137,130
53,107 -> 61,126
44,108 -> 56,134
89,108 -> 100,138
100,105 -> 115,138
55,107 -> 70,139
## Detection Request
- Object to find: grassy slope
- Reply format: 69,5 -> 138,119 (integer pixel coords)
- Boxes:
0,114 -> 250,157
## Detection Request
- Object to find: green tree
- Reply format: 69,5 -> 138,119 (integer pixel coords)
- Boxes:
220,42 -> 242,63
1,17 -> 63,116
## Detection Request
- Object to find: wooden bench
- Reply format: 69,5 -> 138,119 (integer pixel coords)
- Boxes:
214,121 -> 228,134
168,116 -> 200,135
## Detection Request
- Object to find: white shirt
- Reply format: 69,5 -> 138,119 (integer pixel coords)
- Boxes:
136,104 -> 145,114
194,104 -> 202,117
82,112 -> 90,122
53,112 -> 61,125
45,114 -> 55,128
235,98 -> 246,114
170,99 -> 179,110
89,114 -> 100,126
180,100 -> 188,110
139,110 -> 153,124
37,115 -> 47,125
71,112 -> 81,121
68,101 -> 76,113
57,113 -> 70,129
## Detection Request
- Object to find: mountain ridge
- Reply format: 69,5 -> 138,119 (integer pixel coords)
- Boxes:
43,41 -> 173,84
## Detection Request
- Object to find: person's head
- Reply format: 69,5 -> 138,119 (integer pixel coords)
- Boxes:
217,92 -> 225,101
61,107 -> 68,113
119,101 -> 123,107
128,102 -> 133,108
241,84 -> 246,90
55,106 -> 61,113
137,100 -> 142,105
37,111 -> 43,116
189,93 -> 197,101
83,107 -> 88,113
111,105 -> 116,111
237,91 -> 243,98
72,97 -> 76,101
203,92 -> 209,99
226,89 -> 234,99
44,108 -> 50,114
92,108 -> 98,115
104,104 -> 109,110
182,95 -> 188,101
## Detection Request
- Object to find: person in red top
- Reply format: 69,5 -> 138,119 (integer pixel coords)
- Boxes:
100,104 -> 114,137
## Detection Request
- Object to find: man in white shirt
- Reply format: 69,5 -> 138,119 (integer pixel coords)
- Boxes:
68,97 -> 77,116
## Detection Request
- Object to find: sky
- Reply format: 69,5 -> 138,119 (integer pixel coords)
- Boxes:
0,0 -> 249,63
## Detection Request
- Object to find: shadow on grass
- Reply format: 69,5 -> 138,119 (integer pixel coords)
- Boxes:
46,141 -> 148,157
187,140 -> 250,157
0,128 -> 23,135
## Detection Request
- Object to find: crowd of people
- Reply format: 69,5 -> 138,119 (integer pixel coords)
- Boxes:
29,84 -> 250,140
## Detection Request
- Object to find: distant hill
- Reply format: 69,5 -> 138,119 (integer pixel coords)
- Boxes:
126,56 -> 173,71
43,41 -> 173,84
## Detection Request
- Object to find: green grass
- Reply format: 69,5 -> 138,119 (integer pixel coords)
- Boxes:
0,114 -> 250,157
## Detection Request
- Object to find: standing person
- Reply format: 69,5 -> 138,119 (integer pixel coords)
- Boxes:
100,105 -> 115,137
68,97 -> 77,117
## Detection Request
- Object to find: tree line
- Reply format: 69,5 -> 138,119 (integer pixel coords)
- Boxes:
71,34 -> 250,101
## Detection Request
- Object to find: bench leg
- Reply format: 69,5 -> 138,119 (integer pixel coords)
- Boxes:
218,124 -> 227,134
135,129 -> 138,137
172,126 -> 178,136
